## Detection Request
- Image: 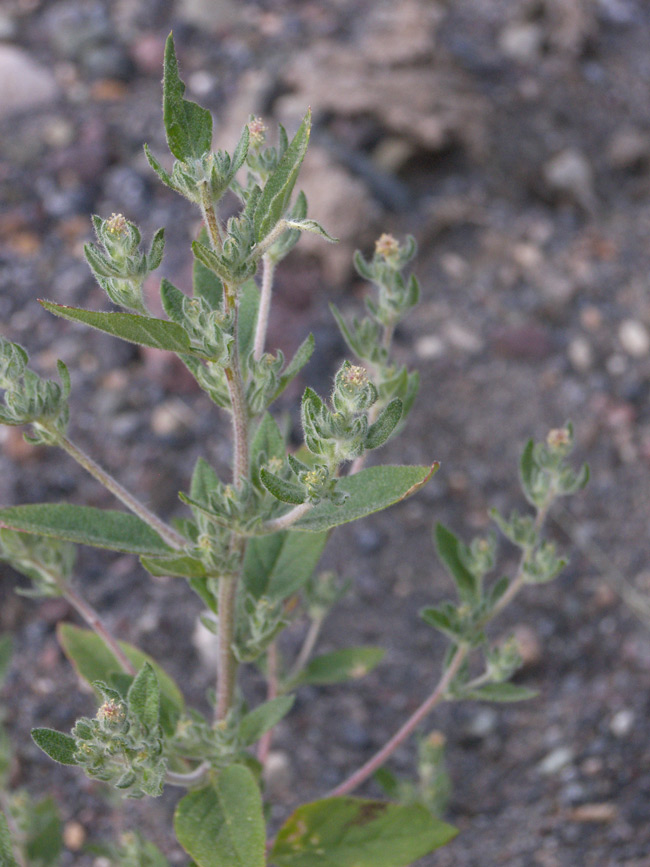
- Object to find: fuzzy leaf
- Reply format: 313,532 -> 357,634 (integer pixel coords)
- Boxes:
193,228 -> 223,308
239,695 -> 295,746
57,624 -> 184,733
243,530 -> 327,600
434,523 -> 479,605
40,302 -> 192,354
260,469 -> 306,505
160,278 -> 187,324
284,219 -> 338,242
274,334 -> 315,399
31,728 -> 77,765
519,438 -> 536,506
251,413 -> 285,488
140,554 -> 207,580
271,797 -> 457,867
163,34 -> 213,161
127,663 -> 160,731
291,647 -> 385,687
464,683 -> 538,703
0,504 -> 171,556
237,278 -> 261,358
254,111 -> 311,243
174,766 -> 265,867
293,463 -> 438,532
365,399 -> 402,450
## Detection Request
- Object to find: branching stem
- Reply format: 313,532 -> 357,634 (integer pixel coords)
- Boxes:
253,254 -> 275,361
263,502 -> 312,534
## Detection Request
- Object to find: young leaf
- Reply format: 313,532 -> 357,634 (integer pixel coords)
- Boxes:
31,728 -> 77,765
292,463 -> 439,532
254,110 -> 311,243
237,278 -> 261,358
239,695 -> 295,746
243,530 -> 328,601
57,624 -> 184,730
160,278 -> 187,324
271,797 -> 457,867
260,468 -> 306,505
284,219 -> 338,242
365,398 -> 403,450
39,302 -> 192,354
193,227 -> 224,308
251,413 -> 285,488
464,683 -> 538,703
0,812 -> 19,867
519,438 -> 536,506
0,504 -> 172,556
127,663 -> 160,731
434,523 -> 479,605
140,553 -> 207,580
174,766 -> 266,867
163,33 -> 213,161
290,646 -> 385,687
191,456 -> 221,504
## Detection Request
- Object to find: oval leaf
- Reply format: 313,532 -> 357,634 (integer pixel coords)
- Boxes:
0,504 -> 172,556
243,530 -> 327,601
291,647 -> 385,687
174,766 -> 265,867
271,797 -> 457,867
239,695 -> 295,747
292,464 -> 438,532
31,728 -> 77,766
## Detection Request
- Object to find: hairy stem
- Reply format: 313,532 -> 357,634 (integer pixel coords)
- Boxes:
288,617 -> 322,682
253,254 -> 275,361
263,501 -> 312,534
216,572 -> 239,721
64,583 -> 135,675
57,435 -> 186,550
326,645 -> 468,798
199,182 -> 223,252
257,641 -> 279,764
165,762 -> 210,788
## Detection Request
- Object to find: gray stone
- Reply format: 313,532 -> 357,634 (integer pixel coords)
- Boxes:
0,46 -> 59,119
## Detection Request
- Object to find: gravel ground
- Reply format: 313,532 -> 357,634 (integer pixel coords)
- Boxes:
1,1 -> 650,864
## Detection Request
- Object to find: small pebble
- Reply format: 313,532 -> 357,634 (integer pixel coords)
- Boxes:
543,149 -> 595,211
618,319 -> 649,357
568,336 -> 593,372
464,707 -> 498,739
513,624 -> 543,668
445,321 -> 484,354
414,334 -> 445,360
609,708 -> 635,737
63,821 -> 86,851
539,746 -> 574,775
567,803 -> 618,823
263,751 -> 292,794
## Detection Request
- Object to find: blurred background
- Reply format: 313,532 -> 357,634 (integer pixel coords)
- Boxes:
1,1 -> 650,864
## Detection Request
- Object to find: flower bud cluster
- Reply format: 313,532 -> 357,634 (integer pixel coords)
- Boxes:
72,682 -> 165,799
0,338 -> 70,443
235,594 -> 287,662
85,214 -> 165,313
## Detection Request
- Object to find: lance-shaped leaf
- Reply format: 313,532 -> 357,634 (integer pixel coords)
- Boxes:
191,241 -> 232,284
193,229 -> 224,308
292,463 -> 438,532
238,278 -> 261,358
519,438 -> 536,506
243,530 -> 327,601
463,683 -> 538,703
434,524 -> 479,605
160,278 -> 187,324
174,765 -> 266,867
57,623 -> 184,733
271,797 -> 457,867
163,33 -> 212,161
290,646 -> 384,687
0,504 -> 172,556
273,334 -> 315,400
251,413 -> 285,488
40,302 -> 193,354
285,219 -> 338,242
239,695 -> 295,746
254,110 -> 311,243
31,728 -> 77,766
127,663 -> 160,731
141,553 -> 207,580
260,468 -> 306,505
365,398 -> 402,450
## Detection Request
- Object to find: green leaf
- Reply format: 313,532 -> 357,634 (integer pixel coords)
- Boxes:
191,456 -> 221,503
127,663 -> 160,731
39,302 -> 192,354
260,469 -> 306,505
251,413 -> 285,488
147,227 -> 166,272
239,695 -> 295,746
434,523 -> 478,605
291,647 -> 385,687
0,812 -> 19,867
464,682 -> 538,703
193,228 -> 224,308
244,529 -> 327,601
141,553 -> 207,580
284,219 -> 338,242
238,278 -> 261,358
0,504 -> 172,556
31,728 -> 77,765
57,624 -> 184,733
160,278 -> 187,324
163,33 -> 213,161
0,635 -> 11,688
271,797 -> 457,867
174,766 -> 266,867
23,797 -> 62,866
365,399 -> 402,450
519,438 -> 536,506
293,463 -> 439,532
254,110 -> 311,243
274,334 -> 315,399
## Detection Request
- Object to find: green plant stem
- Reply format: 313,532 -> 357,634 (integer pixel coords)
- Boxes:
56,435 -> 186,550
165,761 -> 210,788
216,573 -> 239,721
257,641 -> 279,764
326,644 -> 469,798
253,254 -> 275,361
199,183 -> 224,252
264,501 -> 312,533
287,617 -> 322,683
